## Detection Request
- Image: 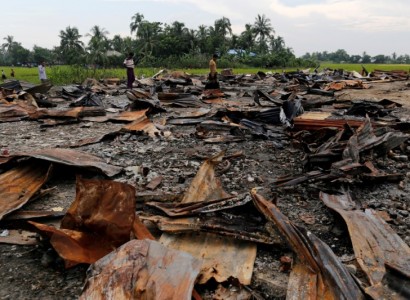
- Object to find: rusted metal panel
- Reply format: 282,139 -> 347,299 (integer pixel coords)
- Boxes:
251,190 -> 364,299
29,222 -> 115,267
0,104 -> 30,122
9,148 -> 122,177
80,239 -> 201,300
159,151 -> 257,285
0,161 -> 52,220
286,260 -> 322,300
182,151 -> 231,203
320,191 -> 410,298
143,214 -> 278,245
30,178 -> 136,268
61,178 -> 136,247
121,111 -> 160,137
147,194 -> 251,217
161,232 -> 256,285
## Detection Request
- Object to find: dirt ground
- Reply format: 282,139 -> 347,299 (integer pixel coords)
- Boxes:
0,78 -> 409,299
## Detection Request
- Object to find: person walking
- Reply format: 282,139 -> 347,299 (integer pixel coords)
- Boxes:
123,52 -> 135,89
1,70 -> 6,81
10,69 -> 15,78
38,62 -> 47,83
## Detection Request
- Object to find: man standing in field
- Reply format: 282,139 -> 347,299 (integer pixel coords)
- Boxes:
38,62 -> 47,83
123,52 -> 135,89
206,53 -> 220,89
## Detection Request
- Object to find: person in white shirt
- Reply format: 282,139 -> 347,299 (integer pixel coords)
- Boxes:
123,52 -> 135,89
38,62 -> 47,83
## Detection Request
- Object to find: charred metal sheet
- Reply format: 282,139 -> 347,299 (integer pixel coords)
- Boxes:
254,89 -> 283,106
172,107 -> 211,118
61,178 -> 136,247
320,191 -> 410,298
347,116 -> 409,156
67,131 -> 120,148
168,117 -> 208,125
325,80 -> 370,91
133,215 -> 155,240
160,151 -> 257,285
182,151 -> 231,203
30,178 -> 136,267
80,240 -> 201,300
0,161 -> 52,220
160,93 -> 206,108
147,194 -> 251,216
4,210 -> 64,221
9,148 -> 122,177
29,107 -> 104,120
286,260 -> 323,300
273,170 -> 332,187
143,213 -> 279,245
127,89 -> 166,113
161,232 -> 256,285
251,190 -> 364,299
293,112 -> 366,130
29,222 -> 115,267
70,93 -> 103,107
0,104 -> 30,122
121,110 -> 161,137
361,161 -> 404,183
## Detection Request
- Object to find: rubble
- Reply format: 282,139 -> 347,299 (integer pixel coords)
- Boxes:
1,68 -> 410,298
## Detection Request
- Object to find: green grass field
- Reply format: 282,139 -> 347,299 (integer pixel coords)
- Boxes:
1,63 -> 409,85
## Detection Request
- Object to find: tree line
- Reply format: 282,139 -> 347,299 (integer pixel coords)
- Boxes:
2,13 -> 408,69
302,49 -> 410,64
0,13 -> 310,69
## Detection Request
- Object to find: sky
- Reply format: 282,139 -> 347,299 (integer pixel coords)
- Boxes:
2,0 -> 410,57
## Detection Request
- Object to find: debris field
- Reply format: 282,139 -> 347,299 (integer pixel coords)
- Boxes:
0,68 -> 410,299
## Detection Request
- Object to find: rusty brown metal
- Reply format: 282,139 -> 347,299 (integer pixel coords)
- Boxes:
293,112 -> 366,130
182,151 -> 231,203
159,151 -> 257,285
30,178 -> 136,268
146,194 -> 251,217
320,191 -> 410,298
143,214 -> 278,245
161,232 -> 256,285
251,190 -> 364,300
8,148 -> 122,177
0,161 -> 52,220
29,222 -> 115,267
80,239 -> 201,300
133,215 -> 155,240
121,110 -> 160,137
0,104 -> 30,122
61,177 -> 136,247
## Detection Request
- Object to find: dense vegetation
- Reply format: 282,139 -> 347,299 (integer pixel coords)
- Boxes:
1,13 -> 409,72
2,14 -> 310,69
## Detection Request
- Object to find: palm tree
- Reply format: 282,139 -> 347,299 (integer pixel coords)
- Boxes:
110,34 -> 124,52
215,17 -> 232,37
2,35 -> 16,53
270,35 -> 285,52
196,25 -> 208,53
239,24 -> 255,53
59,26 -> 84,64
253,14 -> 274,53
86,25 -> 110,67
136,21 -> 162,57
130,13 -> 144,35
